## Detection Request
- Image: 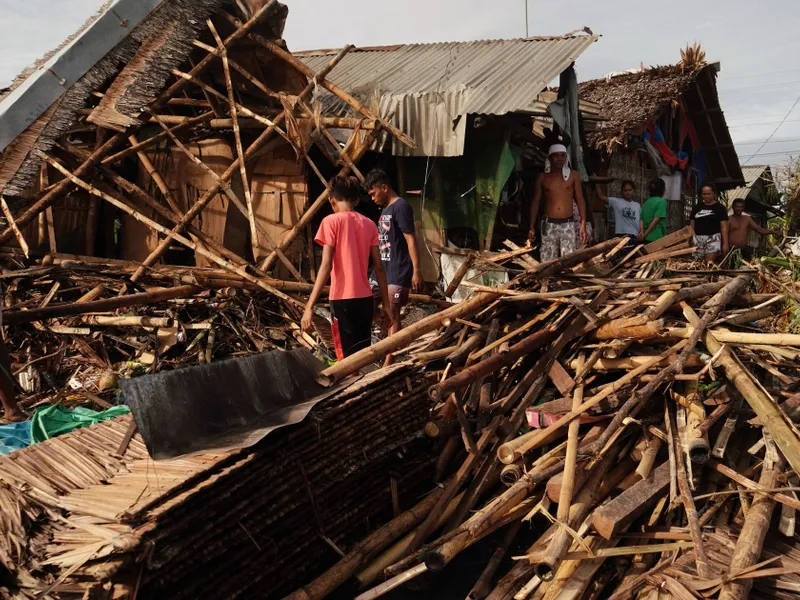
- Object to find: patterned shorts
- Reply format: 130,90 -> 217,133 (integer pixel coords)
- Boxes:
541,219 -> 578,261
694,234 -> 721,256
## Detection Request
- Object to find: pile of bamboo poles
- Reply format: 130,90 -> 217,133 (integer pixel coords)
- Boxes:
282,233 -> 800,600
0,365 -> 439,599
0,253 -> 328,414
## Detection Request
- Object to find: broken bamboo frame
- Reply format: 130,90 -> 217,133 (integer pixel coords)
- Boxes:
2,285 -> 202,325
124,44 -> 353,286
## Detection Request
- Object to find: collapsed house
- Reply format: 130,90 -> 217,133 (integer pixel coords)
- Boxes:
579,47 -> 745,240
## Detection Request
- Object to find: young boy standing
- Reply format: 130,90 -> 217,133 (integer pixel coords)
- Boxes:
365,170 -> 422,365
302,177 -> 392,360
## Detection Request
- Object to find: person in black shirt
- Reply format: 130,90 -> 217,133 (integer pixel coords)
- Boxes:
690,183 -> 729,263
365,169 -> 422,366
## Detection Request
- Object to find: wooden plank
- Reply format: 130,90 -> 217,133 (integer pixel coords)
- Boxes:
643,226 -> 692,254
548,360 -> 575,396
633,245 -> 693,265
591,461 -> 671,540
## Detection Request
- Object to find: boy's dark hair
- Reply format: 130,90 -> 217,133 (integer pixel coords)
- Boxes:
733,198 -> 745,206
648,178 -> 666,197
621,179 -> 636,190
330,176 -> 361,204
364,169 -> 392,191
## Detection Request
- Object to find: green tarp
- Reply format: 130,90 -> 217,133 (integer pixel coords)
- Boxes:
30,404 -> 130,444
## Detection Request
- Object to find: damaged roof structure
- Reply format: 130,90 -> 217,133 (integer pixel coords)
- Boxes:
579,48 -> 746,237
296,34 -> 599,157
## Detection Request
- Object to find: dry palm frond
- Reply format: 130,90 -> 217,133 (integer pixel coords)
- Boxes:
679,43 -> 707,72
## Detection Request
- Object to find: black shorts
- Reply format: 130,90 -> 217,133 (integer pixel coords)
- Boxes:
737,246 -> 754,260
330,296 -> 374,361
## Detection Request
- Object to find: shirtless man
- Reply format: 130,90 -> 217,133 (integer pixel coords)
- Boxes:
529,144 -> 587,261
728,198 -> 780,260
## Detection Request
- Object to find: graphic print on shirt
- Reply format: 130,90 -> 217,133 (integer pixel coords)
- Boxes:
694,208 -> 716,220
379,214 -> 393,262
621,205 -> 637,220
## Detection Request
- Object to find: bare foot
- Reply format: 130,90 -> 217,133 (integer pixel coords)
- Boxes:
2,410 -> 27,423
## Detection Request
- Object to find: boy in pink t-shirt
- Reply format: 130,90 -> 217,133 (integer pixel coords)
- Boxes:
302,177 -> 392,360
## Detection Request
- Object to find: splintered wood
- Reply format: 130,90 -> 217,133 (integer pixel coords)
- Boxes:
288,239 -> 800,600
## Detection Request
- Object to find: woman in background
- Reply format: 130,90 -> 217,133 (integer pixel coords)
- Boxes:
690,183 -> 729,263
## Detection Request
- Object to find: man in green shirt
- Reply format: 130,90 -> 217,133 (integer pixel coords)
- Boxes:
640,178 -> 667,243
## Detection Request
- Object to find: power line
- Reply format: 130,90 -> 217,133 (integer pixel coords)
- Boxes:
725,67 -> 800,81
728,119 -> 800,128
719,80 -> 800,95
738,149 -> 800,158
735,137 -> 800,146
742,92 -> 800,165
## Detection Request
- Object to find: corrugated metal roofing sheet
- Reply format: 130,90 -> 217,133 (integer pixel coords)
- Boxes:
726,165 -> 769,202
0,0 -> 165,152
298,35 -> 598,157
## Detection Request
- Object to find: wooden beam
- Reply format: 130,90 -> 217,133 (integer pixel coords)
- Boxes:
591,461 -> 670,539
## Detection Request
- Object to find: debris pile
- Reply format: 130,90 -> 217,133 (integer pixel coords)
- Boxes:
287,233 -> 800,600
0,254 -> 323,413
0,365 -> 436,599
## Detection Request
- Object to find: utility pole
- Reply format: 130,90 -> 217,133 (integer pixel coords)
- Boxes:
524,0 -> 529,37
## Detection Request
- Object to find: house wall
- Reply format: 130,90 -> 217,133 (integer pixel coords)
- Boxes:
121,138 -> 307,269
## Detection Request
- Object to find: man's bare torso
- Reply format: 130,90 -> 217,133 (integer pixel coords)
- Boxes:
728,214 -> 750,248
540,172 -> 575,220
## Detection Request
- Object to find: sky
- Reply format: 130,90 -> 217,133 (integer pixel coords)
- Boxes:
2,0 -> 800,168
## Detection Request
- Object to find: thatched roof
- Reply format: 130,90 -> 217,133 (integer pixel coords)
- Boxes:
0,0 -> 289,198
580,64 -> 701,151
580,62 -> 745,189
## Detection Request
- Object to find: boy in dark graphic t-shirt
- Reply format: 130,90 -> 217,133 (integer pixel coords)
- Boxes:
365,169 -> 422,366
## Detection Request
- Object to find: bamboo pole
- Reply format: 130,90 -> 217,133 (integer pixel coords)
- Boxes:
467,520 -> 524,600
159,0 -> 278,102
2,285 -> 201,325
62,141 -> 250,272
0,198 -> 30,257
233,21 -> 415,148
355,491 -> 467,588
719,455 -> 784,600
680,382 -> 710,465
102,112 -> 215,165
320,241 -> 619,385
535,355 -> 585,580
145,112 -> 302,281
319,290 -> 501,385
533,444 -> 629,580
667,328 -> 800,347
444,254 -> 476,298
668,404 -> 711,578
428,327 -> 560,402
78,316 -> 174,328
76,285 -> 105,304
353,563 -> 428,600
